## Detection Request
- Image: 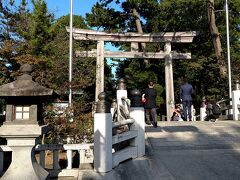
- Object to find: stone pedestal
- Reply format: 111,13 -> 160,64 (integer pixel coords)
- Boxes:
130,107 -> 145,157
0,124 -> 49,180
232,90 -> 240,120
94,113 -> 112,173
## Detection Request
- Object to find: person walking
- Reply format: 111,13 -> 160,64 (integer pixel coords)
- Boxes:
180,78 -> 194,121
144,81 -> 158,127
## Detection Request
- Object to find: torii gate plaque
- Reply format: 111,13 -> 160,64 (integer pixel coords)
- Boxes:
68,28 -> 196,121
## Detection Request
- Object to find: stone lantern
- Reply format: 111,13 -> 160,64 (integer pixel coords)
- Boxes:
0,64 -> 57,180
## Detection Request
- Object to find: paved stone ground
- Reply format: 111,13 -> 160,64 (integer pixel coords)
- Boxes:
78,121 -> 240,180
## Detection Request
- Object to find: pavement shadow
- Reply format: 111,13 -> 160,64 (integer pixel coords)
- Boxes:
145,125 -> 163,132
161,125 -> 199,132
145,125 -> 199,133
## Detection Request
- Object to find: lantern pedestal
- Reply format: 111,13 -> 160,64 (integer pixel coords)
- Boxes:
0,124 -> 50,180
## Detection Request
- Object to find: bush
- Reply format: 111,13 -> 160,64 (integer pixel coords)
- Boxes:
43,103 -> 93,144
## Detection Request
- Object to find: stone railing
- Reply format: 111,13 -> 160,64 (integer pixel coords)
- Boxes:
94,106 -> 145,173
0,143 -> 93,178
94,82 -> 145,173
201,80 -> 240,121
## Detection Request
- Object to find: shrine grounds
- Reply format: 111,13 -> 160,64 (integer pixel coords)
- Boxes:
78,121 -> 240,180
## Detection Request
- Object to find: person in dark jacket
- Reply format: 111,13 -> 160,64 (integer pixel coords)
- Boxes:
144,81 -> 158,127
180,78 -> 194,121
206,100 -> 221,122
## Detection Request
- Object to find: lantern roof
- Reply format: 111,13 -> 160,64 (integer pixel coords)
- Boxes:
0,64 -> 56,98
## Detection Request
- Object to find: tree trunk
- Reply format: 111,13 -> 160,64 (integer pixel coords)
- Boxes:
132,8 -> 149,64
207,0 -> 227,76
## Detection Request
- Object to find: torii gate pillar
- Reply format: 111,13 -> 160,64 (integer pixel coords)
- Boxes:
95,40 -> 104,101
164,43 -> 174,121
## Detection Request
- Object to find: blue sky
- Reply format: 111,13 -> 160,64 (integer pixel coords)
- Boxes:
13,0 -> 98,18
14,0 -> 121,76
15,0 -> 121,18
46,0 -> 98,18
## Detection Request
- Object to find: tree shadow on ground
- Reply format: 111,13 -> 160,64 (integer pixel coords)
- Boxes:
161,125 -> 199,132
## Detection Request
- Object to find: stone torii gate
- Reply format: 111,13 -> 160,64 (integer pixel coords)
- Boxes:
69,28 -> 196,121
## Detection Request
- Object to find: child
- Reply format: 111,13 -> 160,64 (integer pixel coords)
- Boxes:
171,104 -> 183,121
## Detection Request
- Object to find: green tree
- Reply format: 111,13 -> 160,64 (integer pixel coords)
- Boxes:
151,0 -> 240,103
29,0 -> 53,55
0,0 -> 29,83
87,0 -> 240,107
0,0 -> 54,83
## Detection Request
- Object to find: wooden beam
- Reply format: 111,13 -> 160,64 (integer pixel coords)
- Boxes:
67,28 -> 196,43
75,50 -> 191,59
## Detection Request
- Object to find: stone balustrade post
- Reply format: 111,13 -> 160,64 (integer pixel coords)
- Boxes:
130,89 -> 142,107
117,78 -> 128,102
111,99 -> 117,117
234,80 -> 240,90
53,149 -> 60,170
232,80 -> 240,120
129,90 -> 145,157
66,150 -> 72,169
94,92 -> 112,172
